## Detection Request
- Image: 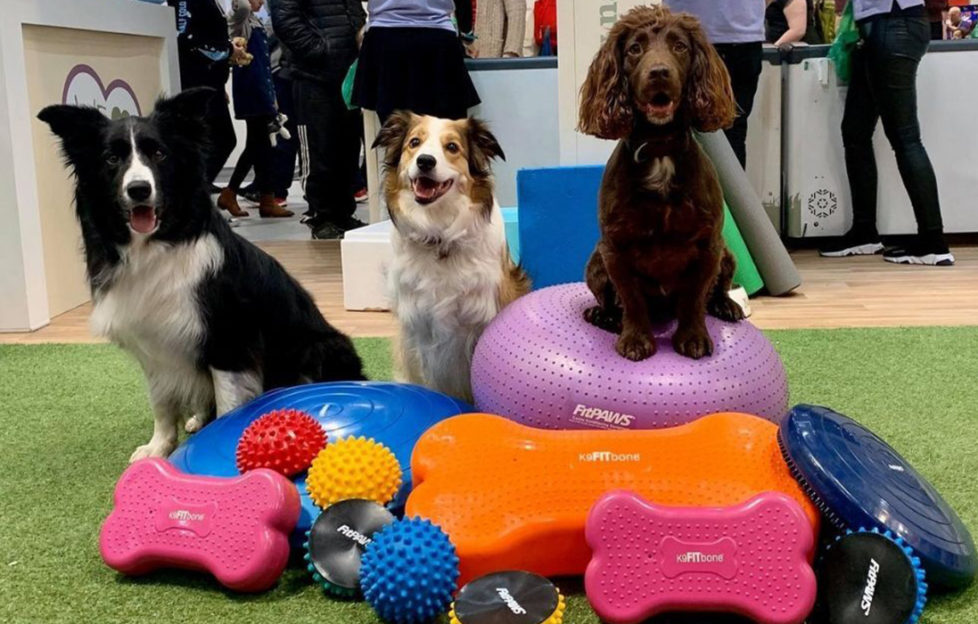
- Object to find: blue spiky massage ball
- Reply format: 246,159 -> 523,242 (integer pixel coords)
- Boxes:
360,517 -> 460,624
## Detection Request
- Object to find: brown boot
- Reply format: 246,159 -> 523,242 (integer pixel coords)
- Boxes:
259,193 -> 294,218
217,188 -> 249,217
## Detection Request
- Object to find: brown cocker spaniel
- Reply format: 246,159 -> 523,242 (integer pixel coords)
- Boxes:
578,6 -> 745,362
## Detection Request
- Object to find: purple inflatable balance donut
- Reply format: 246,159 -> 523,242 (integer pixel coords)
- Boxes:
471,283 -> 788,430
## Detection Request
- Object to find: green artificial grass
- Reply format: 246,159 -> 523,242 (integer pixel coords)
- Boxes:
1,330 -> 976,623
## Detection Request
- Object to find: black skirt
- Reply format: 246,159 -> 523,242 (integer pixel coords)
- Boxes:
353,26 -> 481,122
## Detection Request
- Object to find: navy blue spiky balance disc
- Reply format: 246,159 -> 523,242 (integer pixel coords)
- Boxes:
779,405 -> 977,590
817,529 -> 927,624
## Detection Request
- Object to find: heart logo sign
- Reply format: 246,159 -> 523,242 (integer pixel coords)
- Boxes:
62,64 -> 142,120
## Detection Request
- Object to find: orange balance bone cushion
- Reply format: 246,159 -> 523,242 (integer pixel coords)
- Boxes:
407,412 -> 819,585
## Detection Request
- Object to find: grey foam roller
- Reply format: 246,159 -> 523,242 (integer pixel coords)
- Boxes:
697,130 -> 801,296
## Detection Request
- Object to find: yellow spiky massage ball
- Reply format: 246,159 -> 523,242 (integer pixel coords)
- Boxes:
305,437 -> 403,509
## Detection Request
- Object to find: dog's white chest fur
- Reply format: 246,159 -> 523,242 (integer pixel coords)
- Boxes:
388,198 -> 509,400
90,234 -> 223,408
643,156 -> 676,193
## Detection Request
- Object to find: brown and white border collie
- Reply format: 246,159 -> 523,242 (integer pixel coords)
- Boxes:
373,112 -> 529,403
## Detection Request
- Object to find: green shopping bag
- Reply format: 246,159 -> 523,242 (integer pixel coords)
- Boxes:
828,2 -> 860,84
342,59 -> 359,111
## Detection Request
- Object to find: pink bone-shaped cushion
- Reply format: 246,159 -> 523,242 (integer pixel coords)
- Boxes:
585,491 -> 816,624
99,458 -> 300,592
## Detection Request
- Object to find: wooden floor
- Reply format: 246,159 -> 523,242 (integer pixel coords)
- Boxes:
3,242 -> 978,345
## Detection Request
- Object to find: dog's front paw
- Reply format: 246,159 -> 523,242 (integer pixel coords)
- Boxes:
616,332 -> 655,361
129,440 -> 176,463
709,296 -> 746,322
673,329 -> 714,360
184,415 -> 207,434
584,306 -> 623,334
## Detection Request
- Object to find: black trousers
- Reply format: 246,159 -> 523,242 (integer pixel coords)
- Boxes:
228,117 -> 275,194
714,42 -> 763,168
234,76 -> 299,197
293,78 -> 360,222
842,14 -> 943,240
203,96 -> 236,184
270,74 -> 298,196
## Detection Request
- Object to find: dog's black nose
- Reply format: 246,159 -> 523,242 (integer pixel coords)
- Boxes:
416,154 -> 437,172
649,66 -> 671,81
126,181 -> 153,202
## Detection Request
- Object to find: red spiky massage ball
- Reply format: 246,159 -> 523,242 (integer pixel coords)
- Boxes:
236,409 -> 327,477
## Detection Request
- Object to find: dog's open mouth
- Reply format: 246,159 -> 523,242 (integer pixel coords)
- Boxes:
643,93 -> 678,121
129,205 -> 158,234
412,176 -> 453,205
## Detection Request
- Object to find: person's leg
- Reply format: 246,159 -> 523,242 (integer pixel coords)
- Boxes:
217,138 -> 252,218
204,88 -> 237,185
327,103 -> 363,226
376,106 -> 393,126
293,79 -> 360,236
714,42 -> 763,168
842,39 -> 882,238
821,30 -> 886,256
293,79 -> 312,214
248,116 -> 294,218
271,75 -> 298,199
294,79 -> 332,228
227,145 -> 253,192
870,16 -> 949,263
244,118 -> 271,194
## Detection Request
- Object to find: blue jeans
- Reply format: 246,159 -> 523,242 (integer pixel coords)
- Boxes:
842,14 -> 943,241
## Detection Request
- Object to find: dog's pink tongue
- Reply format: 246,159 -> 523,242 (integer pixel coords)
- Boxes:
130,206 -> 157,233
413,178 -> 438,200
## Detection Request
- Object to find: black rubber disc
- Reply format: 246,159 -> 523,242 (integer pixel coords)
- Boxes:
453,571 -> 561,624
817,531 -> 927,624
306,499 -> 395,594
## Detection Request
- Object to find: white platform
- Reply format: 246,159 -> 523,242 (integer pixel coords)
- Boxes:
341,219 -> 394,311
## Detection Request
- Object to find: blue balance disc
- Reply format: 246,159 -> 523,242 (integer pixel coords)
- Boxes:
169,382 -> 471,541
779,404 -> 977,589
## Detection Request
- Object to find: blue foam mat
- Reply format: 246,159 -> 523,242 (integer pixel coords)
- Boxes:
517,166 -> 604,289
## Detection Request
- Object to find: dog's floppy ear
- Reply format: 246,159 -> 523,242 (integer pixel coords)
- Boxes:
467,118 -> 504,178
679,13 -> 737,133
578,14 -> 635,140
372,110 -> 414,169
37,105 -> 109,166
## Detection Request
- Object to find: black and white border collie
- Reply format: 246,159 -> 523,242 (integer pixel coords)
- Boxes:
38,88 -> 364,462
